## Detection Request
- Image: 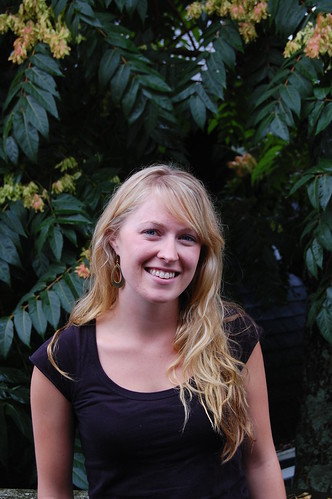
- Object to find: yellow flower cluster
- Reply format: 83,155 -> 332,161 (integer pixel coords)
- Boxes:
0,175 -> 46,212
51,156 -> 81,194
1,156 -> 81,210
284,13 -> 332,59
187,0 -> 268,43
0,0 -> 71,64
227,153 -> 257,177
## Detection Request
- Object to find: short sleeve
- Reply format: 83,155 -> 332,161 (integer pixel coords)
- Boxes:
29,325 -> 79,401
224,310 -> 263,364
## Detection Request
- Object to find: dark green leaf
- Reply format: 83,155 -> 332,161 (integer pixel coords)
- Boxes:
55,214 -> 92,225
288,72 -> 312,98
313,86 -> 331,100
275,0 -> 306,37
52,194 -> 86,214
13,308 -> 32,347
143,101 -> 159,134
0,235 -> 21,267
288,174 -> 314,195
214,37 -> 235,69
172,85 -> 196,103
98,49 -> 121,88
40,290 -> 61,329
5,136 -> 19,164
28,298 -> 47,336
64,271 -> 84,299
189,95 -> 206,129
124,0 -> 139,16
139,75 -> 171,93
308,101 -> 324,135
317,175 -> 332,210
195,85 -> 218,114
202,70 -> 224,100
8,385 -> 30,404
250,102 -> 276,127
62,227 -> 78,246
74,0 -> 101,26
317,303 -> 332,345
49,224 -> 63,261
0,367 -> 29,384
280,85 -> 301,117
296,56 -> 319,81
0,259 -> 10,285
122,78 -> 140,117
110,64 -> 131,103
317,221 -> 332,251
115,0 -> 126,10
53,278 -> 75,313
254,86 -> 280,108
311,238 -> 323,269
305,246 -> 317,278
52,0 -> 68,18
12,110 -> 39,162
136,0 -> 147,22
25,95 -> 49,138
270,113 -> 289,142
128,93 -> 147,125
23,81 -> 59,119
206,53 -> 226,89
315,0 -> 332,12
3,67 -> 25,112
307,178 -> 319,210
30,52 -> 63,77
315,102 -> 332,135
0,318 -> 14,358
0,202 -> 27,236
25,67 -> 59,97
73,450 -> 88,489
35,217 -> 53,254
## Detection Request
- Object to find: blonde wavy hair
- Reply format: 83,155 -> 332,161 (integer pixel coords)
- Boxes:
48,164 -> 253,461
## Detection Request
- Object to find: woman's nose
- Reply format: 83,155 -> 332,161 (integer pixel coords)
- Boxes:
157,237 -> 179,262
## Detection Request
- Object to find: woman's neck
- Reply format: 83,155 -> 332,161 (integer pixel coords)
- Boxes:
100,295 -> 179,341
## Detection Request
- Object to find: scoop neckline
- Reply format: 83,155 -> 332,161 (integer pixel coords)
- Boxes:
87,322 -> 180,401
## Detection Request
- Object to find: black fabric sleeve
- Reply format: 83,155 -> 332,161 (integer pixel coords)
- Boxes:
29,325 -> 79,401
224,310 -> 263,364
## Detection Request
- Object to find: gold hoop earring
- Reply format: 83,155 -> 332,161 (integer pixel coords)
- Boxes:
111,256 -> 124,288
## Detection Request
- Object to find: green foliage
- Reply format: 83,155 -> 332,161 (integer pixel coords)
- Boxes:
0,0 -> 331,491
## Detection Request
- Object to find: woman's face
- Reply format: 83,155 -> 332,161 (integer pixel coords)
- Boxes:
110,194 -> 202,308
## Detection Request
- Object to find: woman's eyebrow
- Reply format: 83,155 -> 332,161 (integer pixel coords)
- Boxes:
137,221 -> 164,228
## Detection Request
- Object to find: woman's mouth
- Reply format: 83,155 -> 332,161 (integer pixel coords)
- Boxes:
147,268 -> 177,279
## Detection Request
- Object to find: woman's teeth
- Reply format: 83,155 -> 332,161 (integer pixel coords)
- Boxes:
148,269 -> 175,279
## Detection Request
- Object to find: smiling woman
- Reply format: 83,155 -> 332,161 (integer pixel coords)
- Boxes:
29,164 -> 286,499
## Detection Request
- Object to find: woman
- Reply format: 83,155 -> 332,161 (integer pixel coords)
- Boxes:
30,164 -> 286,498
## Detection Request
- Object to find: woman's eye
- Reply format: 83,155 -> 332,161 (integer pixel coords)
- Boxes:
180,234 -> 197,243
144,229 -> 158,236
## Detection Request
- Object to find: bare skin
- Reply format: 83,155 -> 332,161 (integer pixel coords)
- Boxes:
243,344 -> 287,498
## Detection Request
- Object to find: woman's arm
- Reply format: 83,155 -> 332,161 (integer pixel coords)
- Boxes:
30,366 -> 75,499
242,343 -> 286,499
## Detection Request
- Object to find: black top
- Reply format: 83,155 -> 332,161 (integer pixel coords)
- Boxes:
30,315 -> 261,498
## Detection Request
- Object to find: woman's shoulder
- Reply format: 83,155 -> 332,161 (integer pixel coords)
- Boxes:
29,321 -> 96,400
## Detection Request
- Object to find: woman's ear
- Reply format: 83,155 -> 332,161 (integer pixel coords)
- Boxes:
109,234 -> 119,254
